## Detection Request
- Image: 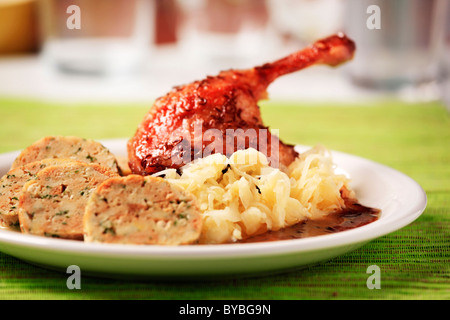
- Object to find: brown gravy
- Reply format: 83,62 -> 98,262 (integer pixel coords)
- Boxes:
237,202 -> 380,244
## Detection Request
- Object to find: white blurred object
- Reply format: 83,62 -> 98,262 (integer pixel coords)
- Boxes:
344,0 -> 448,98
39,0 -> 154,76
266,0 -> 344,45
176,0 -> 275,68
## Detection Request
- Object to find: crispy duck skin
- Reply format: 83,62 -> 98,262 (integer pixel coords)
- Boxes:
128,33 -> 356,175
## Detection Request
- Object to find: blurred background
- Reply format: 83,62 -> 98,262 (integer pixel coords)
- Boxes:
0,0 -> 449,106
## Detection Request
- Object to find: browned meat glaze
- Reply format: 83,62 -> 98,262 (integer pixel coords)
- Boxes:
128,33 -> 356,175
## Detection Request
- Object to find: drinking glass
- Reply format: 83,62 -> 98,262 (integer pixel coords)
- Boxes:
344,0 -> 448,92
39,0 -> 155,76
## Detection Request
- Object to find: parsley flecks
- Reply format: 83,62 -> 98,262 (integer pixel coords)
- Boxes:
56,210 -> 69,216
221,164 -> 231,175
103,227 -> 116,235
86,154 -> 97,162
39,194 -> 54,199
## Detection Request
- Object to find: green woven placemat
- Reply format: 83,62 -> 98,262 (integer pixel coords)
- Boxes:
0,97 -> 449,300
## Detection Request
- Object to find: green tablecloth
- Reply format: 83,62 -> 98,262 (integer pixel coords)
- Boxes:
0,97 -> 448,300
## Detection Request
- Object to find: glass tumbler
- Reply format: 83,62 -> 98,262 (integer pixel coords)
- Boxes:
39,0 -> 155,76
344,0 -> 448,91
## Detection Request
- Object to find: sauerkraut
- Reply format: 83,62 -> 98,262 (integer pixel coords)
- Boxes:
157,146 -> 353,244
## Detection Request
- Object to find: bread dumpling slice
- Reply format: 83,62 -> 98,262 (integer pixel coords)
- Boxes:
83,175 -> 202,245
18,160 -> 118,240
11,136 -> 120,174
0,158 -> 73,228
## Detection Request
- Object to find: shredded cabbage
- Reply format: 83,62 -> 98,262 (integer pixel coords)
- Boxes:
157,146 -> 352,244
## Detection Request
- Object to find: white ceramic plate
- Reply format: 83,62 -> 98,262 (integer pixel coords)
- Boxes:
0,139 -> 427,279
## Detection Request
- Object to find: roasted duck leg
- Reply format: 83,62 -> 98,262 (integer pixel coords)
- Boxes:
128,33 -> 356,175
